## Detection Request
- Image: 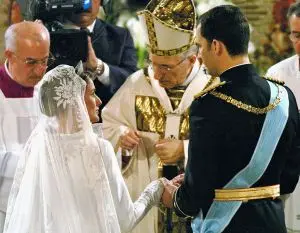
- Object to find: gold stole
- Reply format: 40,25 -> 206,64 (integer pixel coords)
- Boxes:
135,85 -> 190,140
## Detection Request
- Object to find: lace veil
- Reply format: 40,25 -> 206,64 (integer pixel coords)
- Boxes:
4,65 -> 121,233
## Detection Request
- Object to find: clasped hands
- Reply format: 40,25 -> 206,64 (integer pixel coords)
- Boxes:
119,129 -> 185,208
160,173 -> 184,208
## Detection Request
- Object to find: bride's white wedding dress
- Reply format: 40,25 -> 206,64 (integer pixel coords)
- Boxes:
4,65 -> 164,233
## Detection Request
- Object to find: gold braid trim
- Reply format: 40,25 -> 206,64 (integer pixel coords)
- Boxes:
143,67 -> 151,85
214,184 -> 280,202
210,83 -> 283,115
194,76 -> 226,99
263,76 -> 285,85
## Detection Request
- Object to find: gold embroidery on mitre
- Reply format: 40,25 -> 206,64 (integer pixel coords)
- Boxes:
145,13 -> 158,50
150,0 -> 195,31
137,0 -> 196,56
135,96 -> 189,140
150,44 -> 193,57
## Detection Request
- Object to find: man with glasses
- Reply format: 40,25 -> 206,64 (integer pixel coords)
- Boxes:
267,1 -> 300,105
0,21 -> 50,232
266,2 -> 300,232
102,0 -> 209,232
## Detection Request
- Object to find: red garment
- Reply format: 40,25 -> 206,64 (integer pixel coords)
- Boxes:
0,65 -> 34,98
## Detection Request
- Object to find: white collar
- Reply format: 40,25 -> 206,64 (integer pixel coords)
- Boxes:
181,60 -> 201,87
87,20 -> 97,33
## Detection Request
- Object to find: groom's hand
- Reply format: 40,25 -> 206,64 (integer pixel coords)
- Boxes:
161,179 -> 178,208
171,173 -> 184,187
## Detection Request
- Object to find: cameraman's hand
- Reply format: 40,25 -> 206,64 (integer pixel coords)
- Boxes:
86,36 -> 98,71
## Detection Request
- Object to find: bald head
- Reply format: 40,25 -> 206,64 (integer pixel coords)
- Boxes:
4,21 -> 50,87
5,21 -> 50,52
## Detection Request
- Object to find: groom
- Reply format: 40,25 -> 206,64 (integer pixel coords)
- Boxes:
161,5 -> 300,233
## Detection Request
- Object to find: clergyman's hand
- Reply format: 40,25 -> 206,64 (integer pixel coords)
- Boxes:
119,129 -> 140,151
161,178 -> 178,208
155,139 -> 184,164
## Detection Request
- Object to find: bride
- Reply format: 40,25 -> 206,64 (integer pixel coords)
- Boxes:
4,65 -> 165,233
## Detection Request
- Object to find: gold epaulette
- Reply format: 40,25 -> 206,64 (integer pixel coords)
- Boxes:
194,77 -> 226,99
263,76 -> 285,85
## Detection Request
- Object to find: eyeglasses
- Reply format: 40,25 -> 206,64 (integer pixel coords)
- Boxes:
289,31 -> 300,42
148,57 -> 188,72
12,53 -> 56,67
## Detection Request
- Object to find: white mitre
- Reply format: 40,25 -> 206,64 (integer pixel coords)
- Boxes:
137,0 -> 197,56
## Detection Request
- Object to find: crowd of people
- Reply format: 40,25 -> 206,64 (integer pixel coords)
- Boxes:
0,0 -> 300,233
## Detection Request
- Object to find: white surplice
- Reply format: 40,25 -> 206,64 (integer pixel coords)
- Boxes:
266,55 -> 300,105
0,90 -> 39,232
266,55 -> 300,232
102,61 -> 210,233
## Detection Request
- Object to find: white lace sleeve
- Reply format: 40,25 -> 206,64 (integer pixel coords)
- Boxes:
98,138 -> 164,232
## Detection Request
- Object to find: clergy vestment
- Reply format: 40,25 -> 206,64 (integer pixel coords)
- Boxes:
102,60 -> 210,233
266,55 -> 300,105
0,64 -> 39,232
266,55 -> 300,233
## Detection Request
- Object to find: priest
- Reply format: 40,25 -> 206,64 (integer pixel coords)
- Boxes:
102,1 -> 209,232
0,21 -> 50,232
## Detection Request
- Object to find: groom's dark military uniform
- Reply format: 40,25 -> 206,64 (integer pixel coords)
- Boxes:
174,64 -> 300,233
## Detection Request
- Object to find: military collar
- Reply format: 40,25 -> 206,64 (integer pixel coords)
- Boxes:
220,64 -> 258,83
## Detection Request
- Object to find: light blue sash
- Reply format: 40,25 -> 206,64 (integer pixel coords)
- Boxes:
191,81 -> 289,233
